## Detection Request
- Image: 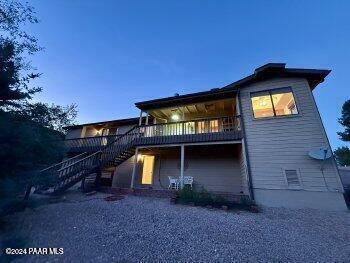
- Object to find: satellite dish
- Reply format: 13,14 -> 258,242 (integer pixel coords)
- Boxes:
308,147 -> 334,187
308,147 -> 332,160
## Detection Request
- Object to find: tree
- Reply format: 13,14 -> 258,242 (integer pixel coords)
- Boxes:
337,99 -> 350,142
0,40 -> 41,109
0,112 -> 63,194
335,99 -> 350,166
0,2 -> 78,255
22,102 -> 77,133
334,147 -> 350,166
0,1 -> 77,128
0,1 -> 42,110
0,1 -> 77,206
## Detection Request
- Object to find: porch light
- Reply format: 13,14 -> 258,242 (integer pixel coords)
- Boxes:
137,154 -> 143,162
171,113 -> 180,121
95,129 -> 102,136
258,97 -> 267,107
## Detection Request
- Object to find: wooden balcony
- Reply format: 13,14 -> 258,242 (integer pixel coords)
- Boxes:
64,116 -> 242,152
64,134 -> 122,153
136,116 -> 242,146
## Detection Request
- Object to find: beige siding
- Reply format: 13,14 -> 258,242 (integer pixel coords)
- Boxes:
84,126 -> 97,137
240,77 -> 342,192
112,156 -> 135,188
77,124 -> 136,138
151,149 -> 181,189
133,145 -> 244,194
65,128 -> 83,139
184,145 -> 243,193
117,124 -> 135,134
239,143 -> 249,194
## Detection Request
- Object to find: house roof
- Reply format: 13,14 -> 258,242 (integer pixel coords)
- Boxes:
135,63 -> 331,111
67,63 -> 331,128
65,116 -> 142,130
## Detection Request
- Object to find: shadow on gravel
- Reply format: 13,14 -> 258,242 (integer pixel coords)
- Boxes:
0,195 -> 65,263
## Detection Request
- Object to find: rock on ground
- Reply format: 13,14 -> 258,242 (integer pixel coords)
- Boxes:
2,190 -> 349,263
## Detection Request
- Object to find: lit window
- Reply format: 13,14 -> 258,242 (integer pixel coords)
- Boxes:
251,88 -> 298,119
209,120 -> 219,132
197,121 -> 206,133
184,122 -> 195,134
251,91 -> 274,118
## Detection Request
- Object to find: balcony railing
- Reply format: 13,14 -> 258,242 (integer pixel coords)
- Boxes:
141,116 -> 240,137
64,116 -> 242,152
64,134 -> 122,152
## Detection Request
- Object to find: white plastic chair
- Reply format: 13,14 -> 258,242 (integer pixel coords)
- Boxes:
168,176 -> 180,190
183,176 -> 194,189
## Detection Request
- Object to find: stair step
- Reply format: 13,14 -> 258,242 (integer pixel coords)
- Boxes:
39,128 -> 138,195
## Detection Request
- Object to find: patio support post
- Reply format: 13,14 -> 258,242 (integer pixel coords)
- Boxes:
145,112 -> 149,125
182,106 -> 185,135
139,111 -> 143,125
180,145 -> 185,188
130,148 -> 139,189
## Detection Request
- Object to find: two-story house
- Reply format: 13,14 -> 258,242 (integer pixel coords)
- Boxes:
45,63 -> 347,210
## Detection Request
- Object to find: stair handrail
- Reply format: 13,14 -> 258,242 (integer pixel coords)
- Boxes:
102,125 -> 140,149
56,150 -> 102,172
99,125 -> 142,165
64,134 -> 123,141
52,125 -> 142,183
40,152 -> 88,173
43,126 -> 139,173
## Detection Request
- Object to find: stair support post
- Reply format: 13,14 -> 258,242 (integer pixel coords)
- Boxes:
94,168 -> 102,190
81,177 -> 86,192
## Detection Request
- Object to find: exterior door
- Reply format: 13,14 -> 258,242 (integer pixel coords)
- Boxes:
141,155 -> 155,185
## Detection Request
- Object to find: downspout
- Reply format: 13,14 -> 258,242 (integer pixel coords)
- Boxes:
237,88 -> 255,201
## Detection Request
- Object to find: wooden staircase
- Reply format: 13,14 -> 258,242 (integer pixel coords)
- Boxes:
38,126 -> 141,195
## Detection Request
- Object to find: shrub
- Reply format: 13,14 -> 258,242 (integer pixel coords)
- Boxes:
176,186 -> 198,204
212,195 -> 230,207
175,186 -> 256,211
176,187 -> 230,207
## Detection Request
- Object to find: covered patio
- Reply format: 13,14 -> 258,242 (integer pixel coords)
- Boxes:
112,143 -> 250,201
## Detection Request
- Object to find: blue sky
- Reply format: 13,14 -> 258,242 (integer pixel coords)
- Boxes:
28,0 -> 349,148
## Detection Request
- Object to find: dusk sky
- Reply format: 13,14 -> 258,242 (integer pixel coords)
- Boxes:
28,0 -> 349,148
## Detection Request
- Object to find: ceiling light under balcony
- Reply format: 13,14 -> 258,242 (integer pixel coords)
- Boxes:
171,113 -> 180,121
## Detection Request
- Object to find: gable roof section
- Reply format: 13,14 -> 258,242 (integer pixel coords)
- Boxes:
135,63 -> 331,111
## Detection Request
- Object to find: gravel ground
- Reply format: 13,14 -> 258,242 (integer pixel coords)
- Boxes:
2,190 -> 350,263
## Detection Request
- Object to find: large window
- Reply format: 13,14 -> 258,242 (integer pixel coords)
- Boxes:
250,87 -> 298,119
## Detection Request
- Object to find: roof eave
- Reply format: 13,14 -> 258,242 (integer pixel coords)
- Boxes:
135,64 -> 331,111
64,116 -> 144,130
135,89 -> 237,111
